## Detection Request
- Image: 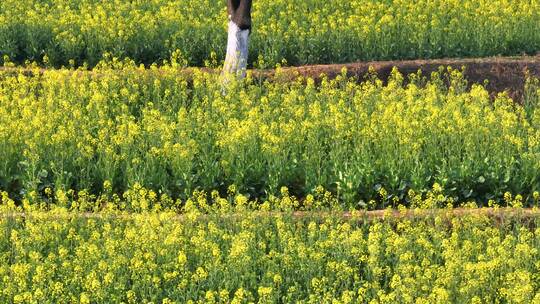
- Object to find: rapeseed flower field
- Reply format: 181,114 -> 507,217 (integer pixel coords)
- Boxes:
2,1 -> 540,298
0,0 -> 539,67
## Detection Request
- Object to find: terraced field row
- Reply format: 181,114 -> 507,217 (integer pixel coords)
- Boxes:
2,64 -> 540,208
2,204 -> 540,303
1,0 -> 539,67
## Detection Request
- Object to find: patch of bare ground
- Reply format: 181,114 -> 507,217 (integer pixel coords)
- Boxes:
257,55 -> 540,101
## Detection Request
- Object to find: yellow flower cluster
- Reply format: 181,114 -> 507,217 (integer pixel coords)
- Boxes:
1,64 -> 540,208
1,0 -> 539,67
1,203 -> 540,303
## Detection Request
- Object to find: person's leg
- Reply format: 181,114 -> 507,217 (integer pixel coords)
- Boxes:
222,19 -> 250,80
222,0 -> 251,88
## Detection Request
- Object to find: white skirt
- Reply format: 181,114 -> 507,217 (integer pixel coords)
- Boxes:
222,20 -> 250,80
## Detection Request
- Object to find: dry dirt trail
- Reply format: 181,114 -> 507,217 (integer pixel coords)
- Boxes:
259,55 -> 540,101
3,208 -> 540,225
2,55 -> 540,100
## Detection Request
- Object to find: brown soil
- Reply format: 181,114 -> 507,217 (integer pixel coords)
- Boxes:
3,55 -> 540,100
256,55 -> 540,101
2,208 -> 539,225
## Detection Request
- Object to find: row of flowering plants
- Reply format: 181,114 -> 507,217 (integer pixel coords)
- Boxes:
0,61 -> 540,208
1,0 -> 540,67
1,63 -> 540,208
1,187 -> 540,303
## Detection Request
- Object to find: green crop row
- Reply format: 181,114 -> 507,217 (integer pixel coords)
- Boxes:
1,0 -> 539,67
1,63 -> 540,207
1,202 -> 540,303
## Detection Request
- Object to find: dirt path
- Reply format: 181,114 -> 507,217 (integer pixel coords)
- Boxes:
2,55 -> 540,100
259,55 -> 540,101
2,208 -> 539,224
